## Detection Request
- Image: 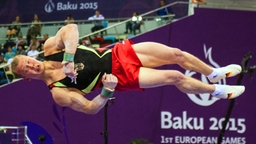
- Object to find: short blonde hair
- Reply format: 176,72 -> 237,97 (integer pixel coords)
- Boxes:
11,55 -> 23,78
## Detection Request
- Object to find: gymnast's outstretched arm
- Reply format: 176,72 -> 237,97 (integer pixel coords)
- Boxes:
51,73 -> 118,114
44,24 -> 79,54
51,88 -> 109,114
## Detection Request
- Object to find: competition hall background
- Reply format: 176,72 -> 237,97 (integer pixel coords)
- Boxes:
0,0 -> 188,24
0,8 -> 256,144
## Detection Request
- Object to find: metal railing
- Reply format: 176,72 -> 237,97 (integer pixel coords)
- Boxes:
0,126 -> 32,144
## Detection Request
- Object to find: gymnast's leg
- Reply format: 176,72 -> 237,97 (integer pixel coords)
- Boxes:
133,42 -> 241,83
138,68 -> 245,99
132,42 -> 245,98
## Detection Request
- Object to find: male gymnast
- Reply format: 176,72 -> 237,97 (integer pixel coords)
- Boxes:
11,24 -> 245,114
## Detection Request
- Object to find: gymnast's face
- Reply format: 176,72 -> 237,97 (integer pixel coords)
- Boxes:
16,56 -> 44,79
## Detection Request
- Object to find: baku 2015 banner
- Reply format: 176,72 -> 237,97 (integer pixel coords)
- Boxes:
0,8 -> 256,144
0,0 -> 188,24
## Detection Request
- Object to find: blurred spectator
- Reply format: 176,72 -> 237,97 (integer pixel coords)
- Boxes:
6,16 -> 21,40
0,56 -> 3,64
80,37 -> 92,47
155,0 -> 173,26
27,14 -> 42,45
192,0 -> 206,3
38,34 -> 49,46
191,0 -> 207,11
12,45 -> 17,54
3,41 -> 15,54
27,44 -> 39,59
16,45 -> 26,55
156,0 -> 173,19
4,45 -> 15,63
0,45 -> 4,64
124,12 -> 143,35
15,35 -> 26,48
64,14 -> 74,25
27,37 -> 40,52
38,45 -> 45,61
88,10 -> 105,36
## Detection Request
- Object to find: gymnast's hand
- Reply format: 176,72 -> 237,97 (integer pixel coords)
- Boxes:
102,73 -> 118,90
62,61 -> 78,84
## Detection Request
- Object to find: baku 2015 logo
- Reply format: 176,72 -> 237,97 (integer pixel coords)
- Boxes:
45,0 -> 55,13
185,44 -> 226,106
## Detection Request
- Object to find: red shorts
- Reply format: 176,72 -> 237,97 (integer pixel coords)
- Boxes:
111,39 -> 143,91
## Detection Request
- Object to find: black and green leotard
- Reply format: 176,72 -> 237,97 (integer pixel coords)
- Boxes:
46,45 -> 112,94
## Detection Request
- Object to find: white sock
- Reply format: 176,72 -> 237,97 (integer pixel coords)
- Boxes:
207,68 -> 222,79
211,84 -> 225,97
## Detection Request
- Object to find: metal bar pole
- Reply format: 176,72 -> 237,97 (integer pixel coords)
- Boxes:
101,98 -> 115,144
104,103 -> 108,144
217,53 -> 252,144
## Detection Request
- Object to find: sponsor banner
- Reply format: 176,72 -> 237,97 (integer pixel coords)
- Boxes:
0,8 -> 255,144
0,0 -> 188,24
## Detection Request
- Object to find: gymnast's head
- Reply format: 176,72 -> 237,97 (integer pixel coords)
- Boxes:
11,55 -> 45,80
